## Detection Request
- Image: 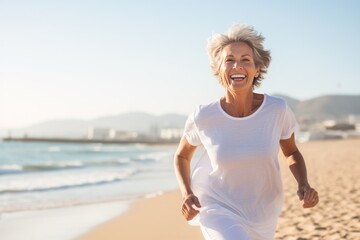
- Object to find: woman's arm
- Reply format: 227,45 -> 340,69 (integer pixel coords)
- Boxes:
280,133 -> 319,208
174,136 -> 201,220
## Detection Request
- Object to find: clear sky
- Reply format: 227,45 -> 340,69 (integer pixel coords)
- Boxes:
1,0 -> 359,129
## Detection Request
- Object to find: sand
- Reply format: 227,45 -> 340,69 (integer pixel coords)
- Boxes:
77,191 -> 203,239
78,139 -> 360,240
275,139 -> 360,240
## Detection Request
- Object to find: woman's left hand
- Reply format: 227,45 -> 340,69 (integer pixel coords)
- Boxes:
297,184 -> 319,208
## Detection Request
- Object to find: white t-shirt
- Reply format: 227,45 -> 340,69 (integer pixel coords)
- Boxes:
184,94 -> 298,238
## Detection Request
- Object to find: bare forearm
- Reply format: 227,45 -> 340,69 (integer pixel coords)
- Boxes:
281,136 -> 318,208
174,155 -> 193,197
174,138 -> 201,220
287,150 -> 319,208
287,150 -> 309,186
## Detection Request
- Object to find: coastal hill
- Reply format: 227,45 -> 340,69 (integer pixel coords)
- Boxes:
296,95 -> 360,120
1,94 -> 359,138
275,94 -> 360,120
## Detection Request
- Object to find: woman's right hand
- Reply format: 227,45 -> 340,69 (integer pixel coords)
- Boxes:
181,193 -> 201,221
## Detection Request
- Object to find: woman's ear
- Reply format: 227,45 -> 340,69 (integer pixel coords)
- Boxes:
255,69 -> 260,78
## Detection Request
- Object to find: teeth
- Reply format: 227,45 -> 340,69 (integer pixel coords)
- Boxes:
230,74 -> 246,79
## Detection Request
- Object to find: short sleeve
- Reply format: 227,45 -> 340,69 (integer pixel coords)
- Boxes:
280,103 -> 299,140
183,111 -> 202,146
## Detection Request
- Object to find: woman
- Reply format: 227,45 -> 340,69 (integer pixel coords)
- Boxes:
174,24 -> 319,240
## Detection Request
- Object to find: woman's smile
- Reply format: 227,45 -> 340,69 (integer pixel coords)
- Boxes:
230,74 -> 247,81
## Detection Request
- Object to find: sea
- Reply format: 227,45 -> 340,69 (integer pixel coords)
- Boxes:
0,141 -> 194,239
0,141 -> 181,214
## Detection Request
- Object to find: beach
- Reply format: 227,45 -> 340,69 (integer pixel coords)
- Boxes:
78,139 -> 360,240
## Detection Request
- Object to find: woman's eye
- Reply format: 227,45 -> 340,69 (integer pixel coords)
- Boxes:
242,58 -> 250,62
225,59 -> 234,63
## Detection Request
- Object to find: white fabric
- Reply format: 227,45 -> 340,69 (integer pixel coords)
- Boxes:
184,94 -> 298,240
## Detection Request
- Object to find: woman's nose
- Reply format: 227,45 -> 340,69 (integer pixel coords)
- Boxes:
233,60 -> 243,69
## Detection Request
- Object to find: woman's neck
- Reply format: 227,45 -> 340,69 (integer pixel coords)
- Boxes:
221,91 -> 263,118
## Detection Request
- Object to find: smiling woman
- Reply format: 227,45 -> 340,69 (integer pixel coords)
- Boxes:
174,24 -> 319,240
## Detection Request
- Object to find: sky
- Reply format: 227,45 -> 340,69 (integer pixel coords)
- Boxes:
1,0 -> 359,129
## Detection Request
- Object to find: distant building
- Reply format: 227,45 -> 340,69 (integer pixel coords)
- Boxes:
149,125 -> 160,139
88,127 -> 138,140
108,129 -> 138,140
160,128 -> 183,140
88,127 -> 110,140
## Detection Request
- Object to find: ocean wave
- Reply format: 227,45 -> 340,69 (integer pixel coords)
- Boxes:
135,151 -> 173,162
0,165 -> 23,174
23,161 -> 84,171
89,158 -> 131,165
0,168 -> 137,194
0,158 -> 132,175
90,145 -> 130,152
48,146 -> 62,152
43,144 -> 133,154
0,161 -> 85,174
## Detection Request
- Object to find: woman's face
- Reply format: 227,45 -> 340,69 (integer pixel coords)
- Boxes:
219,42 -> 259,92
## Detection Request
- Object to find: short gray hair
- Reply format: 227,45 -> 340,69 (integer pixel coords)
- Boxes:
207,24 -> 271,87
